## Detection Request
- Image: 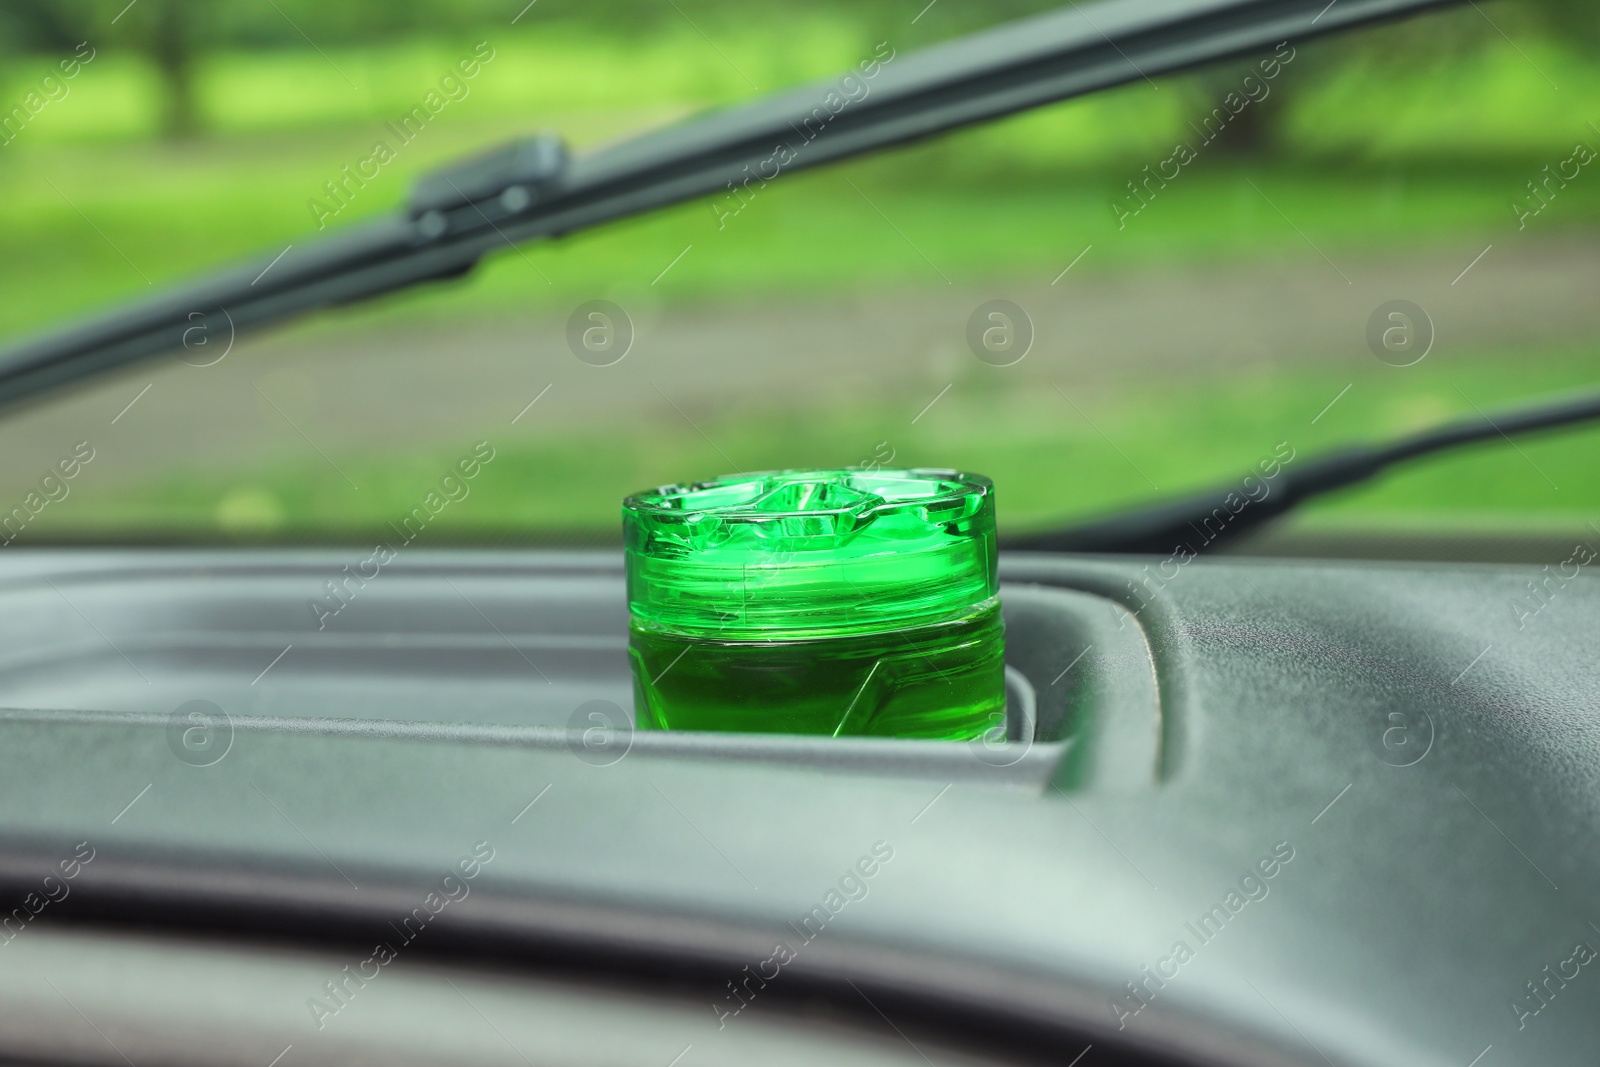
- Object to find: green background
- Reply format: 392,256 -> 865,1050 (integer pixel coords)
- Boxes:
0,0 -> 1597,545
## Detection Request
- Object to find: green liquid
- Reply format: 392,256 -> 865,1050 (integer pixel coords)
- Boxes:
630,604 -> 1005,739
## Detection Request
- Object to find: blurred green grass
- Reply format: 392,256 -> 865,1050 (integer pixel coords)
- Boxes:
3,21 -> 1600,542
34,342 -> 1600,542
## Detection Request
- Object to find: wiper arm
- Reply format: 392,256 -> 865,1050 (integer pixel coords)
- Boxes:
0,0 -> 1457,412
1005,386 -> 1600,555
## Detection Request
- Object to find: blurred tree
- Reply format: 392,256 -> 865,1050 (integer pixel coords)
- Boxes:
0,0 -> 203,138
0,0 -> 87,52
121,0 -> 204,139
1525,0 -> 1600,43
1178,0 -> 1570,160
1188,59 -> 1289,157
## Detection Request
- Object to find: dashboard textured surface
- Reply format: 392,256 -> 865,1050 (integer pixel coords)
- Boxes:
0,549 -> 1592,1067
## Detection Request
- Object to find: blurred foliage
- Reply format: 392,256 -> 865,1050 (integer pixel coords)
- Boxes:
0,1 -> 1594,540
0,0 -> 1592,142
0,0 -> 1062,137
1187,0 -> 1597,157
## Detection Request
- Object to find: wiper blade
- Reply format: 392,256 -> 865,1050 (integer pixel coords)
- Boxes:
1006,386 -> 1600,555
0,0 -> 1458,412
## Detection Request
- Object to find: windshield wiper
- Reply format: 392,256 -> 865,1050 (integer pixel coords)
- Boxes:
1005,386 -> 1600,554
0,0 -> 1456,412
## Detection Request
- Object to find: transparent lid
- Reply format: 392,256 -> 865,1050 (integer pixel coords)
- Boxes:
622,468 -> 997,640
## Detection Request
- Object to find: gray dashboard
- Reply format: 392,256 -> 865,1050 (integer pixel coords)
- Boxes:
0,548 -> 1593,1067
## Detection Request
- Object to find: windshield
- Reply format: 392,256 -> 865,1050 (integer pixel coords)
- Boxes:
0,0 -> 1593,557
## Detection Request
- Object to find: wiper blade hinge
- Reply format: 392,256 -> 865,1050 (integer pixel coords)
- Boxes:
408,134 -> 569,218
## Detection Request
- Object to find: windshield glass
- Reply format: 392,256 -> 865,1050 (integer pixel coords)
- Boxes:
0,0 -> 1593,557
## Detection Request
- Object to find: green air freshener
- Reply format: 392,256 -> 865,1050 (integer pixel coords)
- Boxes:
623,469 -> 1004,738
